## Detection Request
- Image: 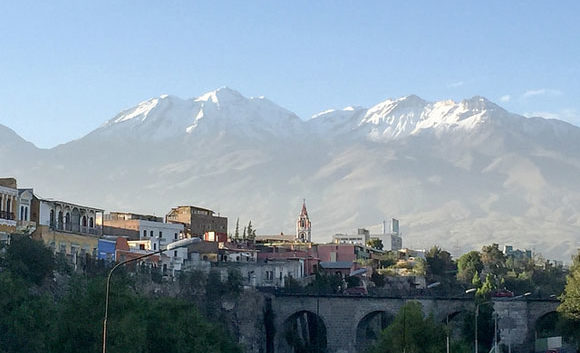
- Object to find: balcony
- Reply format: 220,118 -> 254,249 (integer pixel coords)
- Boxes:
49,222 -> 102,236
0,211 -> 15,220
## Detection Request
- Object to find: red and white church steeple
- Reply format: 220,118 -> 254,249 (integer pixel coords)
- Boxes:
296,199 -> 311,242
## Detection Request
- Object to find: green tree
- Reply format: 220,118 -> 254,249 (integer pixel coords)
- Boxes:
472,271 -> 482,288
371,271 -> 386,287
370,301 -> 447,353
532,260 -> 567,298
378,251 -> 398,268
51,273 -> 242,353
481,244 -> 506,278
51,275 -> 115,353
413,258 -> 427,277
559,250 -> 580,320
144,297 -> 242,353
5,235 -> 54,285
307,272 -> 343,294
477,273 -> 496,299
367,238 -> 384,250
246,220 -> 256,243
425,246 -> 456,295
457,251 -> 483,283
226,268 -> 243,297
425,246 -> 454,278
234,218 -> 240,243
0,272 -> 54,353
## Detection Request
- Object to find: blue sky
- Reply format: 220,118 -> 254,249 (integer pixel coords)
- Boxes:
0,1 -> 578,148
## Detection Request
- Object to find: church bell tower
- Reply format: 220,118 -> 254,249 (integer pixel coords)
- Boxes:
296,199 -> 311,242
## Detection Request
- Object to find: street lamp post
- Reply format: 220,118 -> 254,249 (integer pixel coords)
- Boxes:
474,300 -> 494,353
467,289 -> 531,353
464,288 -> 492,353
506,292 -> 531,353
102,237 -> 200,353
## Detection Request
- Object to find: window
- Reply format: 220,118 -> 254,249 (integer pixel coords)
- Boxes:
89,217 -> 94,228
159,231 -> 162,239
174,233 -> 178,240
143,230 -> 147,238
153,243 -> 157,251
174,250 -> 177,257
150,230 -> 153,237
266,271 -> 273,281
82,216 -> 87,227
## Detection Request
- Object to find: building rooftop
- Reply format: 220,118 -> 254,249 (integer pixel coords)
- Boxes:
106,212 -> 162,222
35,196 -> 104,212
171,205 -> 216,214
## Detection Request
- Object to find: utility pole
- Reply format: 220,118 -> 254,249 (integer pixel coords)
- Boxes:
475,306 -> 479,353
494,312 -> 498,353
446,314 -> 450,353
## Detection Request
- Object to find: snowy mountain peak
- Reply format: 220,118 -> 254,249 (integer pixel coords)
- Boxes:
399,94 -> 428,105
194,87 -> 245,105
459,96 -> 509,120
102,94 -> 182,128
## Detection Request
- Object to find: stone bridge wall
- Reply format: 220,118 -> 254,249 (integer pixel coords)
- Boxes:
270,294 -> 559,353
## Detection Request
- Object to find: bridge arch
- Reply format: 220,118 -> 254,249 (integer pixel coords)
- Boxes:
276,310 -> 327,353
355,310 -> 395,352
527,301 -> 561,341
533,311 -> 564,339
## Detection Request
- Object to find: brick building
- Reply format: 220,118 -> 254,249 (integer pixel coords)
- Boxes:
165,205 -> 227,238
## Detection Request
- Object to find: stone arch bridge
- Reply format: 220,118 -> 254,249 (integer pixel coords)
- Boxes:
269,294 -> 558,353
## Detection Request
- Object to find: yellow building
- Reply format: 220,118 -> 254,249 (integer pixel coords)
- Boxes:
30,197 -> 103,267
34,224 -> 99,259
0,178 -> 18,244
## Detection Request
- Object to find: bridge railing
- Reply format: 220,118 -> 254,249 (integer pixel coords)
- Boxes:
268,287 -> 478,300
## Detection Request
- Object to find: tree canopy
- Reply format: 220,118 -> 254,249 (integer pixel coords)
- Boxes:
457,251 -> 483,283
559,250 -> 580,320
367,238 -> 384,250
370,301 -> 447,353
481,244 -> 506,278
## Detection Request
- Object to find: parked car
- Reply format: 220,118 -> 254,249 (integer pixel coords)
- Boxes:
493,290 -> 514,297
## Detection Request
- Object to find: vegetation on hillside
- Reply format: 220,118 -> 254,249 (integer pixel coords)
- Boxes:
0,235 -> 241,353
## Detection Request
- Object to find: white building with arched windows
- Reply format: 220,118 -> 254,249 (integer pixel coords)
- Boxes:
31,196 -> 104,264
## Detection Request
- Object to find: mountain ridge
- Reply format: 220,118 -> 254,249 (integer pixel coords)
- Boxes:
2,88 -> 580,261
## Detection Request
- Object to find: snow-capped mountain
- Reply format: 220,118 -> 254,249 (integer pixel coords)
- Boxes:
90,87 -> 302,141
3,88 -> 580,261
